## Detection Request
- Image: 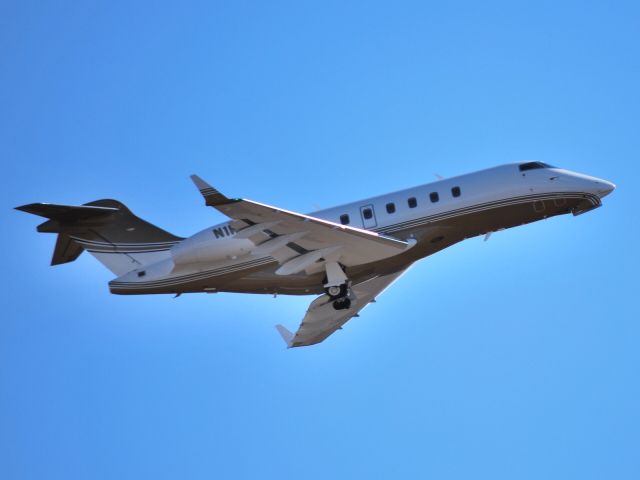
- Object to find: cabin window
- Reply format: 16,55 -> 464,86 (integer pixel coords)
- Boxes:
137,270 -> 146,277
408,197 -> 417,208
519,162 -> 554,172
429,192 -> 439,203
363,208 -> 373,220
451,186 -> 461,197
386,202 -> 396,214
340,214 -> 350,225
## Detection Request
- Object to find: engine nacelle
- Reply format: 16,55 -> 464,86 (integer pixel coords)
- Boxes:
171,222 -> 255,266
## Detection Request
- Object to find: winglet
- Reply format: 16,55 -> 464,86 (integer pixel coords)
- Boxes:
275,324 -> 295,348
189,175 -> 233,206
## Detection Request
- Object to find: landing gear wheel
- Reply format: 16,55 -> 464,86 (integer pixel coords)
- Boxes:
326,285 -> 342,297
325,283 -> 348,299
332,297 -> 351,310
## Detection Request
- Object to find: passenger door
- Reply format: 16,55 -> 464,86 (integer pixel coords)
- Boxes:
360,204 -> 378,229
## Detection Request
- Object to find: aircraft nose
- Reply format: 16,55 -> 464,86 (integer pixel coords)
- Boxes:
595,179 -> 616,198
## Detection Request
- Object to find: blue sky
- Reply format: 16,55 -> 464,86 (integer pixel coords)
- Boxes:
1,1 -> 639,479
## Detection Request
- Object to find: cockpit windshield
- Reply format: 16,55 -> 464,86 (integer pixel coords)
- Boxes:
518,162 -> 555,172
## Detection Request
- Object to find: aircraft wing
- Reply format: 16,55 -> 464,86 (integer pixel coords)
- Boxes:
275,266 -> 411,347
191,175 -> 413,270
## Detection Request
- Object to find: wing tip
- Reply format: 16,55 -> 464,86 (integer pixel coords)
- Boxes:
275,324 -> 295,348
189,174 -> 231,206
189,174 -> 210,190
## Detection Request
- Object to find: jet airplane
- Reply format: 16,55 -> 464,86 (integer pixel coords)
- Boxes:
17,162 -> 615,347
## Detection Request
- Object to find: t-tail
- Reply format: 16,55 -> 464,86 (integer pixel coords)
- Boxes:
16,199 -> 183,276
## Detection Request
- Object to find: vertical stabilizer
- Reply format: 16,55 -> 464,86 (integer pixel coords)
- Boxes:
16,200 -> 184,275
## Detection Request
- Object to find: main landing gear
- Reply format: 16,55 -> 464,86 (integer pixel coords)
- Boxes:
325,283 -> 351,310
323,262 -> 352,311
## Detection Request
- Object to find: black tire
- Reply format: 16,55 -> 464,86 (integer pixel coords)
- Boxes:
332,297 -> 351,310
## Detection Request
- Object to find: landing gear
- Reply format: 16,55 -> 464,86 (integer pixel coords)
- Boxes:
325,283 -> 347,299
332,296 -> 351,310
327,284 -> 351,310
323,261 -> 352,310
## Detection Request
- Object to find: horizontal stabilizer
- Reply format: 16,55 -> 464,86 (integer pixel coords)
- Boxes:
15,203 -> 119,221
17,199 -> 183,275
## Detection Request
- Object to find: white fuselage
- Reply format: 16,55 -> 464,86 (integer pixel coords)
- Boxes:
313,164 -> 613,232
109,163 -> 614,294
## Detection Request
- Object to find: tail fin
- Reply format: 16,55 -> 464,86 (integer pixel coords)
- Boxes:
16,199 -> 184,275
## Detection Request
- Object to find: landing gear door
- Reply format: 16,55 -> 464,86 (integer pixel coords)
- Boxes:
360,204 -> 378,229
